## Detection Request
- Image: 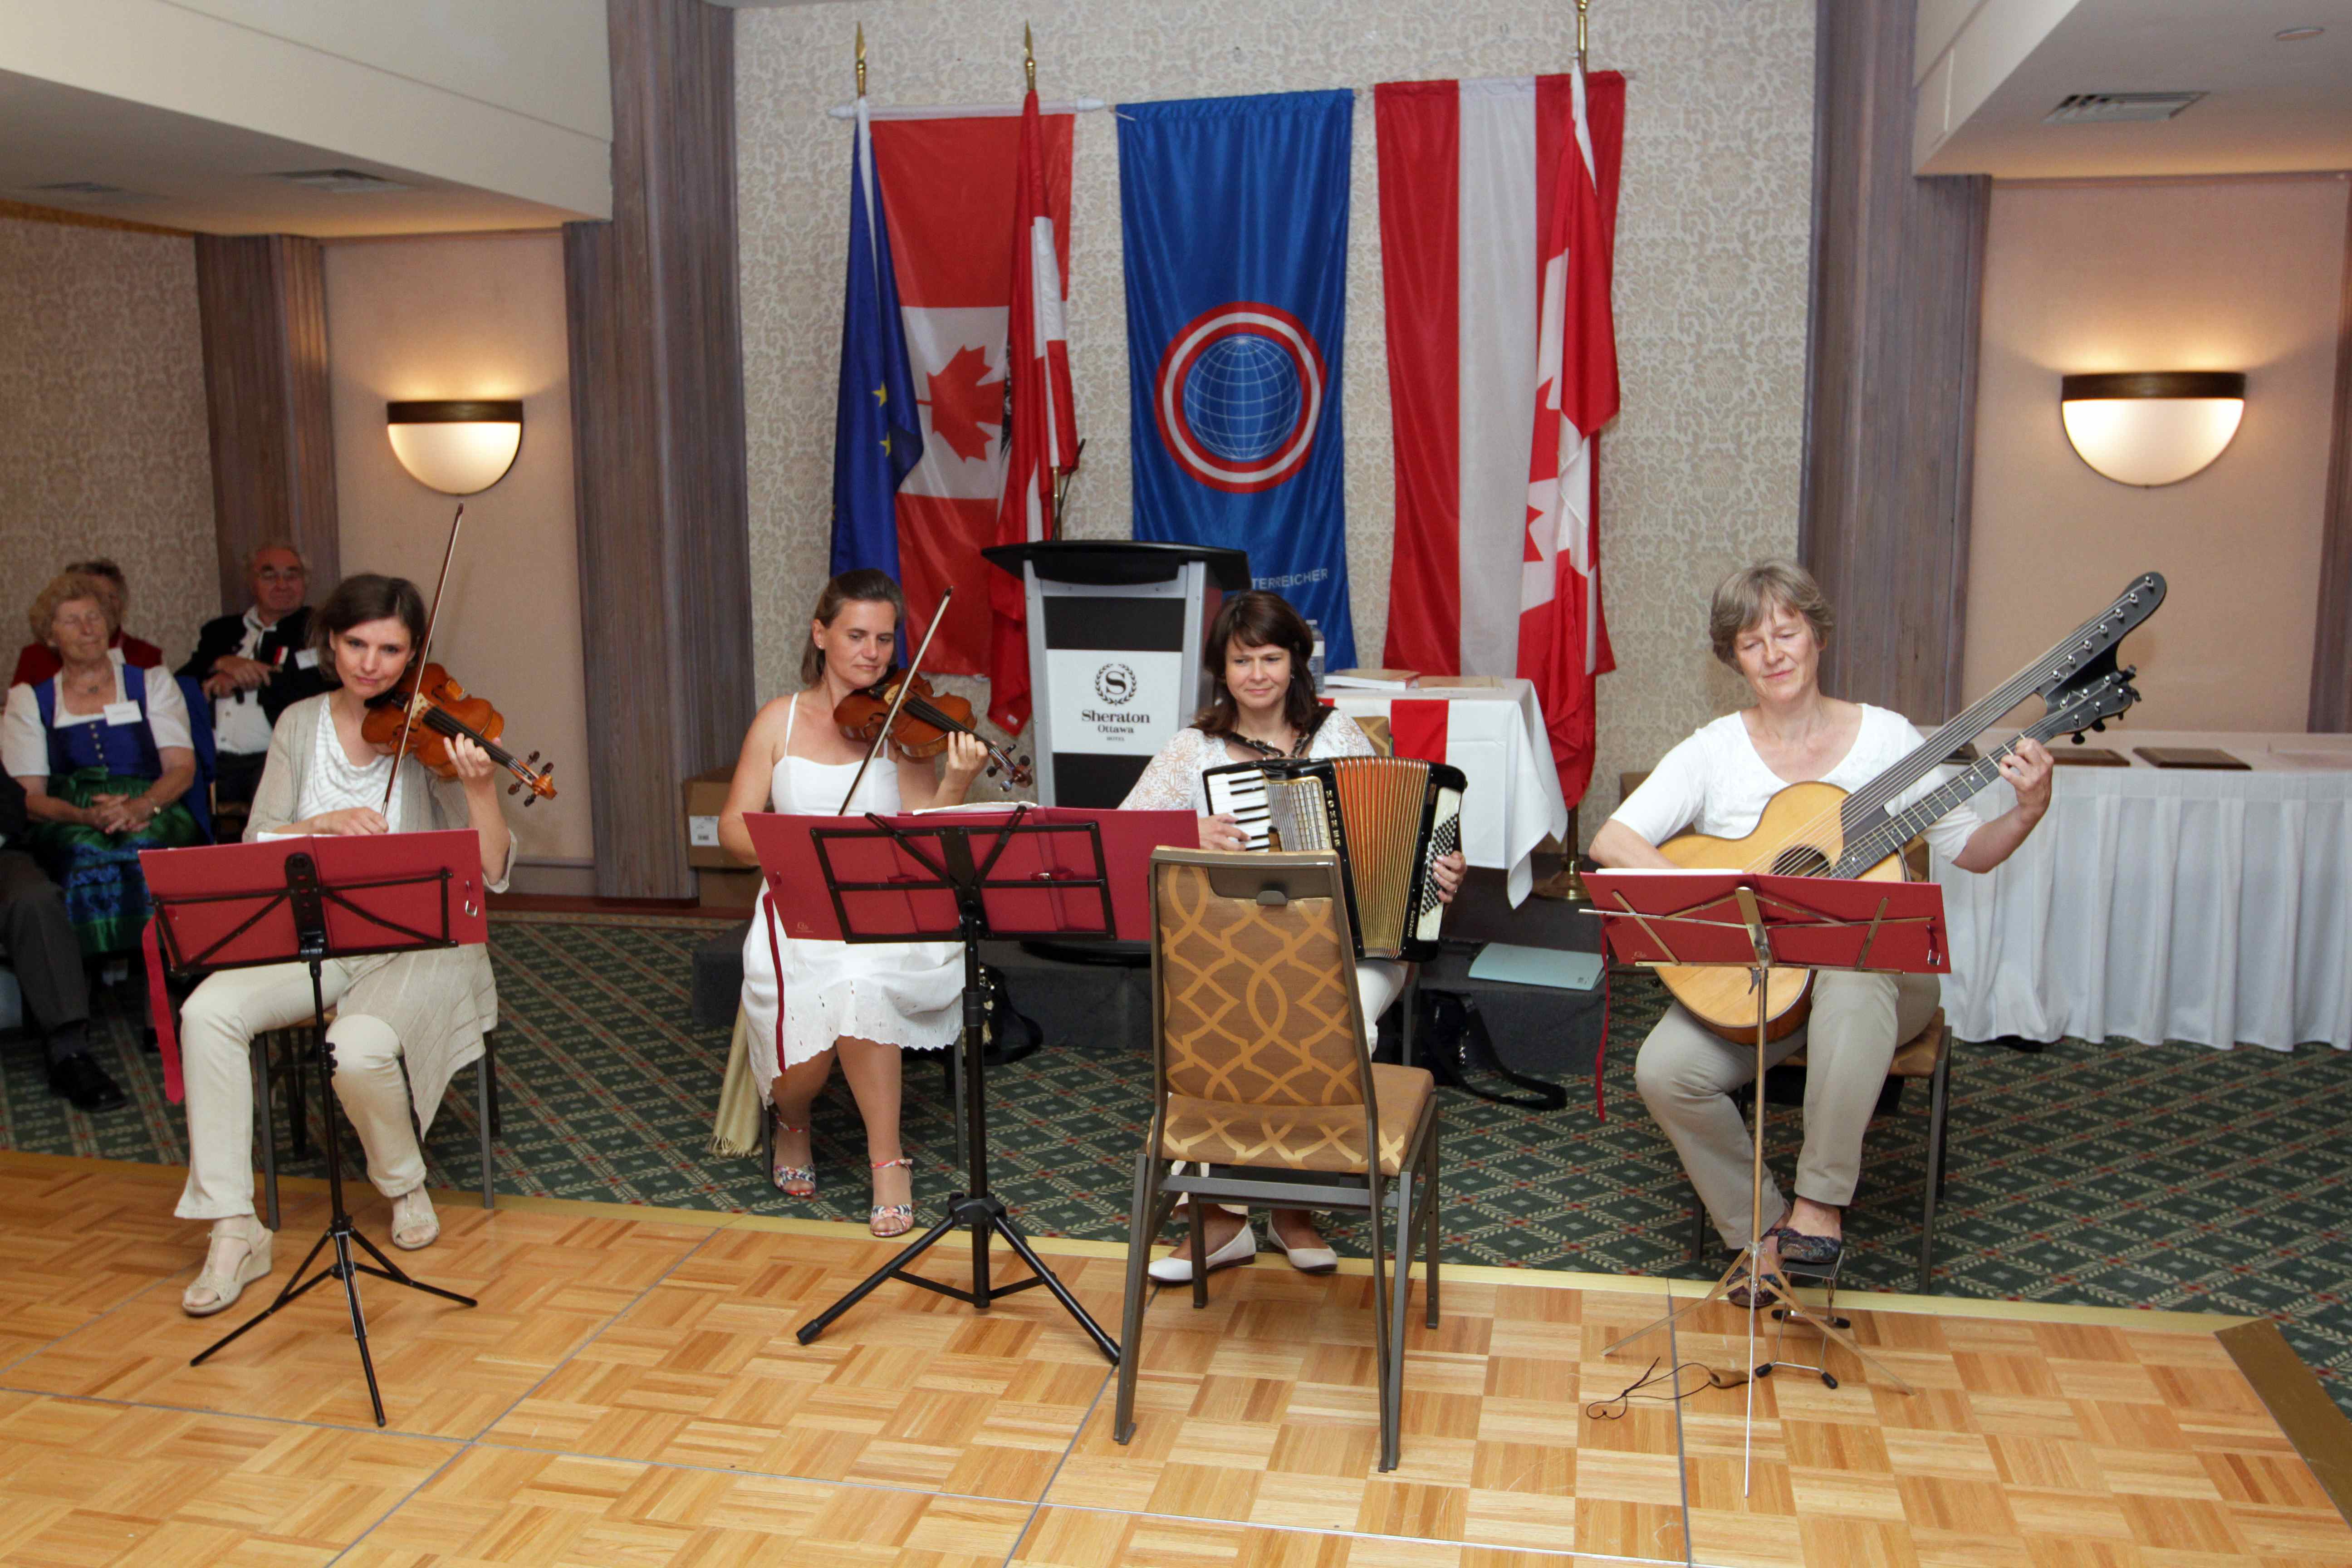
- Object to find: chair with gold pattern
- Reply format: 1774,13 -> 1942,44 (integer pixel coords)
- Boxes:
1115,848 -> 1441,1473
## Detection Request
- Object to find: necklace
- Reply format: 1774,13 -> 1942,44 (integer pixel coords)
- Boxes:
1231,725 -> 1305,760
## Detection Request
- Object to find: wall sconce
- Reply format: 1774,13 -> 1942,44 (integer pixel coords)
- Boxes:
386,400 -> 524,495
2059,372 -> 2245,487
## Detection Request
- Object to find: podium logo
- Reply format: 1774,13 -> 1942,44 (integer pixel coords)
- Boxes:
1094,662 -> 1137,705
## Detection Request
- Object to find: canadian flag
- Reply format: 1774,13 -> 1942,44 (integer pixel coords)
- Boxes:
990,88 -> 1080,733
1374,70 -> 1623,804
867,107 -> 1073,681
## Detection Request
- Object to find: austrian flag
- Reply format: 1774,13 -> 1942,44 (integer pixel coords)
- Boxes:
1374,70 -> 1624,805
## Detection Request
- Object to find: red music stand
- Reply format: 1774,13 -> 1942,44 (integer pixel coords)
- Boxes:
743,804 -> 1192,1364
139,831 -> 488,1427
1583,868 -> 1948,1489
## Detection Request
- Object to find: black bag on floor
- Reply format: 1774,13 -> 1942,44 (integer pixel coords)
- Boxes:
1412,989 -> 1567,1111
979,963 -> 1043,1066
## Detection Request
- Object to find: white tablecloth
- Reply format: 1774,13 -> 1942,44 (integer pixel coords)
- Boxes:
1933,730 -> 2352,1051
1325,679 -> 1569,906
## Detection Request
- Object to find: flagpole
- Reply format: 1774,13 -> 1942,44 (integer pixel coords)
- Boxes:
1024,21 -> 1036,93
1576,0 -> 1589,65
855,23 -> 866,96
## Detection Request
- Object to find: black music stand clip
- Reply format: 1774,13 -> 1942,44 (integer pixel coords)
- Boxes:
758,806 -> 1124,1364
144,836 -> 483,1427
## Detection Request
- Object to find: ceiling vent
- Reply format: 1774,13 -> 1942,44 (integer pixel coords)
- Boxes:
32,180 -> 136,200
273,168 -> 411,195
2043,92 -> 2206,125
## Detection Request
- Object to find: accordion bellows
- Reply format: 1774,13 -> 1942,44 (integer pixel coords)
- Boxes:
1203,755 -> 1466,962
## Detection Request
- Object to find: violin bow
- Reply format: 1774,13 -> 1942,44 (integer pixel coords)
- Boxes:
837,585 -> 953,816
382,502 -> 465,812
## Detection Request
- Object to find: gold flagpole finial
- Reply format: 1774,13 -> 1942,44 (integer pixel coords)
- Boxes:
1024,21 -> 1036,94
1575,0 -> 1589,66
855,23 -> 867,98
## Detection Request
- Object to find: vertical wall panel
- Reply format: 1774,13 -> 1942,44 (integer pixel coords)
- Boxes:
566,0 -> 754,898
195,234 -> 341,608
2313,186 -> 2352,733
1798,0 -> 1987,723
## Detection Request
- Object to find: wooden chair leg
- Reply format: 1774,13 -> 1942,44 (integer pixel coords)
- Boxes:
250,1036 -> 279,1232
1919,1048 -> 1951,1293
284,1030 -> 310,1162
476,1050 -> 497,1210
1422,1122 -> 1441,1328
1369,1169 -> 1397,1473
1115,1147 -> 1163,1446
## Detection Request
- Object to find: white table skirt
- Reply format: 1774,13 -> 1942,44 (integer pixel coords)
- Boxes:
1934,733 -> 2352,1051
1324,679 -> 1569,906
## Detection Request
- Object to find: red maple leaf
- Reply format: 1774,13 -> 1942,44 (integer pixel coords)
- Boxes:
919,345 -> 1004,463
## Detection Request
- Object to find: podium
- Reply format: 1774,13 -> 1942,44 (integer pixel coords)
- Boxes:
983,540 -> 1250,806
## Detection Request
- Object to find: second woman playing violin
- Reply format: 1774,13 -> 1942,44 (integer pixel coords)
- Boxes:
718,570 -> 990,1236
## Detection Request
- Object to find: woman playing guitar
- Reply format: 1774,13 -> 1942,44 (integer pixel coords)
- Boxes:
1589,561 -> 2053,1296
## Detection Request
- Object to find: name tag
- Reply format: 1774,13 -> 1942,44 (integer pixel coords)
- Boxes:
103,701 -> 142,727
294,649 -> 318,670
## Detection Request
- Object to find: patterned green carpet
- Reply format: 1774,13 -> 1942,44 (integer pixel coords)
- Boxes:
4,911 -> 2346,1415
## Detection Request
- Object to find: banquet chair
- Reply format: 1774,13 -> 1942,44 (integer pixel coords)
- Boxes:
251,1011 -> 500,1229
1686,1007 -> 1952,1293
1117,848 -> 1441,1472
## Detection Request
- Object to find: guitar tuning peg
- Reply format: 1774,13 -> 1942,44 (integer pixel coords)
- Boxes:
2090,720 -> 2107,733
2071,733 -> 2087,745
2122,665 -> 2137,680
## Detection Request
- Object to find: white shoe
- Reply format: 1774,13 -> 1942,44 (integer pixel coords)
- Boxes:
389,1187 -> 440,1251
1148,1219 -> 1258,1284
182,1216 -> 273,1317
1267,1221 -> 1338,1275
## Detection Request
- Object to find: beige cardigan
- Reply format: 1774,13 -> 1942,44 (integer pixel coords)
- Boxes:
248,695 -> 513,1127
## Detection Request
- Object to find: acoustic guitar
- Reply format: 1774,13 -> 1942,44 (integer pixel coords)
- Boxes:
1655,573 -> 2166,1041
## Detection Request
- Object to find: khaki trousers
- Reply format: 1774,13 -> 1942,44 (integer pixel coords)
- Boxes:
174,960 -> 427,1222
1633,970 -> 1939,1250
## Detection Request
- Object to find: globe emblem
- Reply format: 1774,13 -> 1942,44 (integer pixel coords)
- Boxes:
1180,333 -> 1302,464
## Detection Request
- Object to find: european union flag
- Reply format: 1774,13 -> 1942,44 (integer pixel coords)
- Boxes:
832,106 -> 923,579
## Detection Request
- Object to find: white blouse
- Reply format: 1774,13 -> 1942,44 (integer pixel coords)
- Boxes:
1120,712 -> 1377,814
1611,704 -> 1983,865
1,658 -> 193,781
297,706 -> 404,833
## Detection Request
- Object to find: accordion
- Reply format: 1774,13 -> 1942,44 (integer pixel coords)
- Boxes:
1202,755 -> 1466,962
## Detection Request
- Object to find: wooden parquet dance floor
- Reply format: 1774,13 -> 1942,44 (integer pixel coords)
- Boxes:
2,1152 -> 2347,1567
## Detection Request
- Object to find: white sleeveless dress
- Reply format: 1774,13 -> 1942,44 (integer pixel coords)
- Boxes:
739,696 -> 962,1078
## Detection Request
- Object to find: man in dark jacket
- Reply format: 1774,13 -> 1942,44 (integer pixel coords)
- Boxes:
178,542 -> 328,808
0,770 -> 124,1112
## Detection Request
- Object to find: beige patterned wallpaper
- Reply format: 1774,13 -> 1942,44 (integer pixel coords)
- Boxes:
735,0 -> 1813,826
0,214 -> 214,671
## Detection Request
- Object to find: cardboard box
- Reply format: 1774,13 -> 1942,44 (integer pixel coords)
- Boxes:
683,765 -> 735,869
698,867 -> 762,911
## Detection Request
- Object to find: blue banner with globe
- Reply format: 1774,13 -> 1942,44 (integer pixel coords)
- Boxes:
1117,89 -> 1357,668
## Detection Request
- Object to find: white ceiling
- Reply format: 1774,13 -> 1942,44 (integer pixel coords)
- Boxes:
0,68 -> 592,237
1919,0 -> 2352,177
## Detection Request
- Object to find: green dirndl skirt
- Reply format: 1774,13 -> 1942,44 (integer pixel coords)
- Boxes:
29,766 -> 203,956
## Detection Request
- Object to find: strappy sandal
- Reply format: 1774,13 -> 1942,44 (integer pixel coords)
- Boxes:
771,1117 -> 815,1197
390,1187 -> 440,1251
869,1156 -> 915,1238
182,1215 -> 272,1317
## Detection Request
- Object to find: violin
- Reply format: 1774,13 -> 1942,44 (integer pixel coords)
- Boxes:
362,661 -> 559,806
835,670 -> 1032,788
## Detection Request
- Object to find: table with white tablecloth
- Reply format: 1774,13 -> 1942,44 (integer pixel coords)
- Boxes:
1323,679 -> 1569,906
1931,730 -> 2352,1051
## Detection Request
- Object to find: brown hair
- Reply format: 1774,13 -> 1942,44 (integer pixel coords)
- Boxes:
28,572 -> 118,645
311,573 -> 428,683
1193,590 -> 1324,741
802,569 -> 906,687
1709,560 -> 1834,667
62,557 -> 125,589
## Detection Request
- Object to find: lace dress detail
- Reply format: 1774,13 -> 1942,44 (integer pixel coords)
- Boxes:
739,697 -> 960,1079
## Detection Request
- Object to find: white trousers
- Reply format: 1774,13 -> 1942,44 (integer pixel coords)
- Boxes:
1187,958 -> 1408,1217
174,960 -> 426,1222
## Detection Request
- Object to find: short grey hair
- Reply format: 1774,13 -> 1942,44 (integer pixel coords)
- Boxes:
245,540 -> 309,576
1708,560 -> 1834,667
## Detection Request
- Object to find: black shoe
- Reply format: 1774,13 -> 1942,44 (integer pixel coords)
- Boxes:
49,1053 -> 127,1113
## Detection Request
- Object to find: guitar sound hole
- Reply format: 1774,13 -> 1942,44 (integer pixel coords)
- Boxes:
1772,844 -> 1832,877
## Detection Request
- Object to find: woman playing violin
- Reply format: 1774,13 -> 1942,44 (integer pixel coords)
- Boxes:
718,569 -> 989,1236
173,573 -> 515,1317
